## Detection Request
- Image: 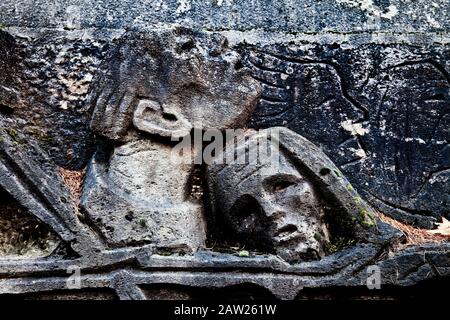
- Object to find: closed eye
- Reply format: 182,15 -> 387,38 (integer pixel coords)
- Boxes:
263,174 -> 302,193
272,180 -> 296,192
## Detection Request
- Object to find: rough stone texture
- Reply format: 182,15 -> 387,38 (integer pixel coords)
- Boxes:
0,0 -> 449,300
0,0 -> 448,33
0,114 -> 105,258
86,26 -> 261,140
80,27 -> 261,252
81,139 -> 206,251
241,43 -> 450,227
0,30 -> 20,112
207,127 -> 385,263
0,243 -> 449,300
0,188 -> 59,259
0,28 -> 114,170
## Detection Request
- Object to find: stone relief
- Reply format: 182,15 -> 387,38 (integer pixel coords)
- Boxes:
243,45 -> 450,228
0,25 -> 449,300
80,26 -> 261,252
206,127 -> 387,263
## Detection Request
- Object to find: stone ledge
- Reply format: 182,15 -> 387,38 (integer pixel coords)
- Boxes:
0,0 -> 448,33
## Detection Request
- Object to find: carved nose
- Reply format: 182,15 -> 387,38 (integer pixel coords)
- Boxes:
263,205 -> 284,218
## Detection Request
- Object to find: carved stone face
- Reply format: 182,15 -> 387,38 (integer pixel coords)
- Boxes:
81,28 -> 262,251
208,131 -> 330,263
88,27 -> 261,140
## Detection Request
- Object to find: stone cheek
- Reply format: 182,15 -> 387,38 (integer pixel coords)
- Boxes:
80,139 -> 206,251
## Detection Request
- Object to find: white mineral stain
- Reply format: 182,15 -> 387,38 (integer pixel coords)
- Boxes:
152,0 -> 167,11
350,147 -> 367,158
426,14 -> 441,28
341,120 -> 369,136
379,119 -> 386,136
380,5 -> 398,19
176,0 -> 191,15
336,0 -> 399,19
405,137 -> 426,144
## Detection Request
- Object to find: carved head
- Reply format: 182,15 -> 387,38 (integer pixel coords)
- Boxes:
87,26 -> 261,140
207,127 -> 381,263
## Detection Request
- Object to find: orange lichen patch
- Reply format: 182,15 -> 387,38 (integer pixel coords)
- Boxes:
58,167 -> 85,204
377,212 -> 450,246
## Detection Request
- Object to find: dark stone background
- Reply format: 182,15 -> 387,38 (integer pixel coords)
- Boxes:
2,27 -> 448,227
0,0 -> 449,299
1,1 -> 448,226
240,43 -> 450,227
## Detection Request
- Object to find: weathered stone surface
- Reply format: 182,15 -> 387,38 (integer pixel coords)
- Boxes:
0,0 -> 448,33
207,127 -> 390,263
80,27 -> 261,252
0,188 -> 59,259
0,115 -> 103,257
0,0 -> 449,300
81,139 -> 206,251
4,25 -> 448,226
0,34 -> 103,257
0,28 -> 113,170
87,26 -> 260,140
241,43 -> 450,227
2,25 -> 449,226
0,243 -> 448,300
0,30 -> 20,112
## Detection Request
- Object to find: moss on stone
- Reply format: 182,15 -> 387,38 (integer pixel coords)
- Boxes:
4,128 -> 18,141
324,237 -> 356,255
138,219 -> 147,227
352,195 -> 377,228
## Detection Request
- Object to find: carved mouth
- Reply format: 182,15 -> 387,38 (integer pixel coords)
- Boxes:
273,224 -> 300,243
